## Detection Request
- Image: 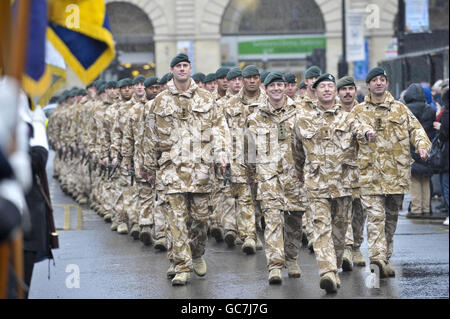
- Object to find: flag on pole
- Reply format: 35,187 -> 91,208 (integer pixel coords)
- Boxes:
47,0 -> 115,85
17,0 -> 52,96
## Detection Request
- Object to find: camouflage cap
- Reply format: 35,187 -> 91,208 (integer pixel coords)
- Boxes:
117,78 -> 133,88
365,67 -> 387,83
305,66 -> 322,79
242,65 -> 260,78
284,73 -> 297,83
132,75 -> 146,85
264,72 -> 285,86
226,68 -> 242,81
336,76 -> 356,90
192,72 -> 206,83
215,67 -> 231,79
170,53 -> 190,68
204,73 -> 216,83
144,76 -> 159,87
312,73 -> 335,89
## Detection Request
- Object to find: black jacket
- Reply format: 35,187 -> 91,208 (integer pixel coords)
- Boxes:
404,84 -> 436,177
23,146 -> 52,262
438,103 -> 449,173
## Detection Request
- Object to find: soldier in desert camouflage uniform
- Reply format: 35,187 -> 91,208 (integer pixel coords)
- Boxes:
298,66 -> 322,253
109,78 -> 134,234
209,66 -> 231,243
335,76 -> 367,270
121,75 -> 148,240
247,72 -> 307,284
145,53 -> 231,286
293,73 -> 376,293
352,67 -> 431,278
223,65 -> 267,253
284,73 -> 302,103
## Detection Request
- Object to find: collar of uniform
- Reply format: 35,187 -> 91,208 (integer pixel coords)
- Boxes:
316,102 -> 340,114
238,87 -> 265,106
261,95 -> 296,116
167,78 -> 198,98
364,91 -> 395,109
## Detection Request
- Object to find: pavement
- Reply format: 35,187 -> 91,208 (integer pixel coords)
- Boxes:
28,151 -> 449,299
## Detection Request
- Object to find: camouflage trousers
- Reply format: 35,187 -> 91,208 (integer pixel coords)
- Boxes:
110,173 -> 133,224
261,200 -> 303,271
101,177 -> 116,215
251,182 -> 263,232
223,183 -> 256,241
166,193 -> 210,274
310,196 -> 352,276
360,194 -> 404,262
344,198 -> 366,249
136,182 -> 154,228
154,191 -> 168,240
302,205 -> 314,244
209,182 -> 233,231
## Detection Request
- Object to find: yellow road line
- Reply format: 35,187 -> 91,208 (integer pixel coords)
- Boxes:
53,204 -> 83,231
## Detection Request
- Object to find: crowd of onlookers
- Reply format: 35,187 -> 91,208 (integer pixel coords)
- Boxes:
401,79 -> 449,226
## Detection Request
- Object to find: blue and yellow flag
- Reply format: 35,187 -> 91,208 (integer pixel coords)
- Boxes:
47,0 -> 115,84
14,0 -> 52,96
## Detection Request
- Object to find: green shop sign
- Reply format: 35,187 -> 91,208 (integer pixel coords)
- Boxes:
238,37 -> 326,55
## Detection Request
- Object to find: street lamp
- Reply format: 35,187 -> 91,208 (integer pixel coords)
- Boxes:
338,0 -> 349,78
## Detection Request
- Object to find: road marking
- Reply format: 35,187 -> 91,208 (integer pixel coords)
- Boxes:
53,204 -> 83,230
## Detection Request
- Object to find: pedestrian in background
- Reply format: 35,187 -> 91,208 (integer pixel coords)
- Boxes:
403,83 -> 436,218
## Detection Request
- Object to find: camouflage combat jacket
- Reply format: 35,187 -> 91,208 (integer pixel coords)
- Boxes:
145,79 -> 231,194
352,92 -> 431,195
293,102 -> 372,199
247,96 -> 307,211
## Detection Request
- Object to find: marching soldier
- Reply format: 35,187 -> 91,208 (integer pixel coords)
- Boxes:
298,80 -> 307,98
192,72 -> 206,89
292,73 -> 376,293
284,73 -> 301,103
110,78 -> 134,234
352,67 -> 431,278
204,73 -> 217,94
299,65 -> 322,252
336,76 -> 367,270
145,53 -> 231,286
247,72 -> 307,284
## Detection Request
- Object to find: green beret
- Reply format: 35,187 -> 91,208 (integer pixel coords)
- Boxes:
312,73 -> 336,89
298,80 -> 306,89
366,67 -> 387,83
159,73 -> 172,85
132,75 -> 146,85
242,65 -> 260,78
58,92 -> 68,103
98,83 -> 108,94
204,73 -> 216,83
86,82 -> 96,89
68,87 -> 80,97
336,76 -> 356,90
305,66 -> 322,79
170,53 -> 190,68
77,89 -> 87,96
95,80 -> 106,91
264,72 -> 285,86
105,81 -> 117,89
118,78 -> 133,88
192,73 -> 206,83
226,68 -> 242,81
260,71 -> 270,83
144,76 -> 159,87
215,67 -> 231,80
284,73 -> 297,83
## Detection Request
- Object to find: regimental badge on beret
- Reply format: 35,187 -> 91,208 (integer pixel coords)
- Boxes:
312,73 -> 335,89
